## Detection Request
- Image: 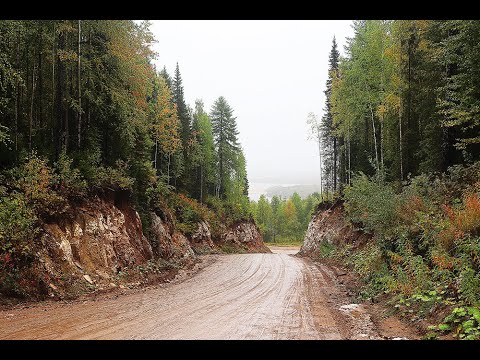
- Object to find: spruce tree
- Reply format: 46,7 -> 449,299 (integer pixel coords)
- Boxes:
172,63 -> 191,153
172,62 -> 193,191
159,66 -> 172,90
210,96 -> 239,198
321,37 -> 340,192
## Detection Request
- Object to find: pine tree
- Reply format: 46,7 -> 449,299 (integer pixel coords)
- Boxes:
172,63 -> 191,157
210,96 -> 239,199
159,66 -> 172,90
321,37 -> 340,192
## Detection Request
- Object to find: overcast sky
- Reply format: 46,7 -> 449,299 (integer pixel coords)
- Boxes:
148,20 -> 354,185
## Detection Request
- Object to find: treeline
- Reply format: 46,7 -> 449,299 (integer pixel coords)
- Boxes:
318,20 -> 480,194
0,20 -> 250,220
250,193 -> 320,243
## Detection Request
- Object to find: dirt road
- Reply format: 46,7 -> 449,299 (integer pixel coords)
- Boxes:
0,248 -> 412,340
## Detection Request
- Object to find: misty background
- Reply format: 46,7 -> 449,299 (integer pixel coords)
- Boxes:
149,20 -> 354,199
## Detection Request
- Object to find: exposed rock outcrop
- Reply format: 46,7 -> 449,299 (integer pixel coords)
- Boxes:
6,192 -> 269,301
149,212 -> 196,264
222,220 -> 271,253
299,201 -> 371,257
190,220 -> 215,253
38,197 -> 153,286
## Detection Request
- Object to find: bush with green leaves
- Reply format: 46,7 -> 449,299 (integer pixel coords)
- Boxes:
0,187 -> 38,257
54,152 -> 88,199
428,306 -> 480,340
92,162 -> 135,192
11,153 -> 68,219
333,162 -> 480,338
0,186 -> 39,297
344,171 -> 399,237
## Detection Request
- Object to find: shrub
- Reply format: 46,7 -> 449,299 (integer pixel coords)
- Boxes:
12,153 -> 68,219
344,172 -> 399,237
89,160 -> 135,192
54,152 -> 87,199
0,188 -> 38,256
0,187 -> 39,297
168,193 -> 214,236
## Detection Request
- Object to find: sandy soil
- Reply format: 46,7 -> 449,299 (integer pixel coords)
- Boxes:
0,250 -> 418,340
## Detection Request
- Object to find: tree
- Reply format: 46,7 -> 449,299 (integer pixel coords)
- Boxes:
284,199 -> 300,239
150,75 -> 182,184
210,96 -> 240,199
321,37 -> 341,193
436,20 -> 480,164
159,66 -> 172,90
307,112 -> 324,198
172,63 -> 191,162
191,99 -> 216,202
256,195 -> 272,239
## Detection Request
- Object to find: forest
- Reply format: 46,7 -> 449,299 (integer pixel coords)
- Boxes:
314,20 -> 479,193
0,20 -> 251,282
250,192 -> 321,244
313,20 -> 480,340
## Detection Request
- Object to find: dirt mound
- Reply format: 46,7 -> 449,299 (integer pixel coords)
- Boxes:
299,201 -> 371,256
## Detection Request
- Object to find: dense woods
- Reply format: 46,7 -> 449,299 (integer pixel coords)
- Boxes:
314,20 -> 480,339
317,20 -> 480,194
0,20 -> 250,290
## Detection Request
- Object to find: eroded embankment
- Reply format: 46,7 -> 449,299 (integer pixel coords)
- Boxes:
1,193 -> 269,303
297,201 -> 421,340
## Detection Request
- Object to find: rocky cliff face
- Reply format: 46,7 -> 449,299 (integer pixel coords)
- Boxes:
222,220 -> 271,253
18,196 -> 268,299
190,220 -> 215,253
38,198 -> 153,284
149,212 -> 196,263
299,201 -> 371,257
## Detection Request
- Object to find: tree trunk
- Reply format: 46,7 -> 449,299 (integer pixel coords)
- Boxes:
406,43 -> 411,176
64,58 -> 69,153
317,131 -> 323,200
154,138 -> 158,170
368,101 -> 379,170
333,136 -> 337,191
55,26 -> 65,158
399,97 -> 404,181
52,22 -> 55,150
14,27 -> 20,157
38,25 -> 43,143
77,19 -> 82,149
29,62 -> 37,152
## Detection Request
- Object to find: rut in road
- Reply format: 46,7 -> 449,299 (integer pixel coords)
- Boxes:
0,249 -> 376,340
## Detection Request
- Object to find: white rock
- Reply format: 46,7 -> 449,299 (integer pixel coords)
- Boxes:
339,303 -> 361,311
83,274 -> 94,284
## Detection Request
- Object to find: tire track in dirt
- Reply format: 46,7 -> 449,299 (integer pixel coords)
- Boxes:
0,248 -> 385,340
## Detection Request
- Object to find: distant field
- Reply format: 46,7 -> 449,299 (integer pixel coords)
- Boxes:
265,240 -> 303,247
